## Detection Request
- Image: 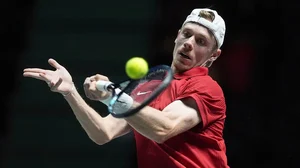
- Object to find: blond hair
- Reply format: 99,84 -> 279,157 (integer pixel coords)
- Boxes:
198,10 -> 215,22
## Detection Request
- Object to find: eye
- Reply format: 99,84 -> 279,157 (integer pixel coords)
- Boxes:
182,31 -> 191,38
196,38 -> 205,45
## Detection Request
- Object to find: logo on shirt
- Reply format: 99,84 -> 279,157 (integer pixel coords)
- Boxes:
137,91 -> 152,96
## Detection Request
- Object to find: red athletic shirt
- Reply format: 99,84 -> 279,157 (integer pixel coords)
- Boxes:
132,67 -> 229,168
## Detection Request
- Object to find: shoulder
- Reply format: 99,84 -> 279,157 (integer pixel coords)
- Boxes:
177,75 -> 224,97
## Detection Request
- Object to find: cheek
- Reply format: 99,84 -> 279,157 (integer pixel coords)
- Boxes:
175,37 -> 186,46
173,41 -> 182,52
194,49 -> 210,61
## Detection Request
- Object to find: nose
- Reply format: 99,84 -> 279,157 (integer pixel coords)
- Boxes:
183,38 -> 193,51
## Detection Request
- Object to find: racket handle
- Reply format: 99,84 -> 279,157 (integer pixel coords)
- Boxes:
96,80 -> 114,92
96,81 -> 133,111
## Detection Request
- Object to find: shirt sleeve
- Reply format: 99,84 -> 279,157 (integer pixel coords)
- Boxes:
176,78 -> 226,129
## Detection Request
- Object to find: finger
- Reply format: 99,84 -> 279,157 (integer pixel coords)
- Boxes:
39,73 -> 52,84
83,78 -> 92,96
48,58 -> 62,70
83,84 -> 95,100
90,94 -> 99,100
23,68 -> 47,73
89,81 -> 97,91
89,76 -> 96,82
50,77 -> 63,91
83,78 -> 91,91
83,87 -> 90,97
94,74 -> 109,81
84,91 -> 96,100
83,77 -> 90,85
86,92 -> 99,101
23,72 -> 46,81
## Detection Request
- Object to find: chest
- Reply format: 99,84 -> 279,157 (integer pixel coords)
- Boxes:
149,80 -> 186,110
130,79 -> 190,110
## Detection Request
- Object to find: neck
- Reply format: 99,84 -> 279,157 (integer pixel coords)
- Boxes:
171,63 -> 179,74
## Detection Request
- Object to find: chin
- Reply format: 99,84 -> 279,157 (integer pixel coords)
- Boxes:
173,61 -> 191,73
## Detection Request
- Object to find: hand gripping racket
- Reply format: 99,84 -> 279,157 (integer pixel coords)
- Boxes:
96,65 -> 173,118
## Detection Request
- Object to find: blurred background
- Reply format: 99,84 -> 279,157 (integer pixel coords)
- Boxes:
1,0 -> 299,167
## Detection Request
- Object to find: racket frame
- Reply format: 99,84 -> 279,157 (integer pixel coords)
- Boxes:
108,65 -> 173,118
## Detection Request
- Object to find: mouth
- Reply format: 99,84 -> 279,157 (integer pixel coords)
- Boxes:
179,52 -> 191,60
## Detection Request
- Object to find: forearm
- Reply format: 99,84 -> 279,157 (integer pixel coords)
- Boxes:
125,105 -> 174,143
63,88 -> 111,144
124,100 -> 200,143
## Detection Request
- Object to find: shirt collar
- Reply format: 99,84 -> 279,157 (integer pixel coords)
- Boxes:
173,66 -> 208,79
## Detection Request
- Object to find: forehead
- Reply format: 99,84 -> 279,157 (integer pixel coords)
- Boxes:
181,22 -> 214,40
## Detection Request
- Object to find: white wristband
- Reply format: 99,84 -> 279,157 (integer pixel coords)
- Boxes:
99,88 -> 121,106
99,88 -> 133,114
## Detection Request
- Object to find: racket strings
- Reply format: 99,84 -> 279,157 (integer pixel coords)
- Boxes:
109,65 -> 173,117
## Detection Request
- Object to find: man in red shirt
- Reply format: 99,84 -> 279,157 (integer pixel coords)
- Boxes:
24,8 -> 228,168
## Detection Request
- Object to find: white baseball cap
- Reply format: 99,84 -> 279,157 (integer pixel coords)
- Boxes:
183,8 -> 226,48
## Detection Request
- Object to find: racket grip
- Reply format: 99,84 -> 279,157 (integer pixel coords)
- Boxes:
96,80 -> 114,92
96,80 -> 133,112
98,86 -> 133,110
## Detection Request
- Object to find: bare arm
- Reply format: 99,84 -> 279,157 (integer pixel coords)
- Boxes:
64,88 -> 131,145
124,97 -> 201,143
23,58 -> 131,145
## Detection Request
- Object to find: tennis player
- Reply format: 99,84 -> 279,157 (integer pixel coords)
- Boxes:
24,8 -> 229,168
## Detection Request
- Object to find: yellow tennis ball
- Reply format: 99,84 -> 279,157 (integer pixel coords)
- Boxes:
125,57 -> 149,79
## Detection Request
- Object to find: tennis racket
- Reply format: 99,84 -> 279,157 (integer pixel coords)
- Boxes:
96,65 -> 173,118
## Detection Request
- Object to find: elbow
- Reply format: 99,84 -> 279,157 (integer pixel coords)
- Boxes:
152,124 -> 177,144
152,131 -> 172,144
88,134 -> 111,145
154,122 -> 178,143
92,138 -> 110,145
151,122 -> 179,144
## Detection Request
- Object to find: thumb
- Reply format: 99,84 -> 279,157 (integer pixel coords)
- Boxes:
48,58 -> 62,69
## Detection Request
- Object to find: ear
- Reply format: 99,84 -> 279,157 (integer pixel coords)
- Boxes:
174,29 -> 181,43
210,49 -> 221,61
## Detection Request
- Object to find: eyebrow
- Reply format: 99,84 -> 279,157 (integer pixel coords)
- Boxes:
182,26 -> 212,42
